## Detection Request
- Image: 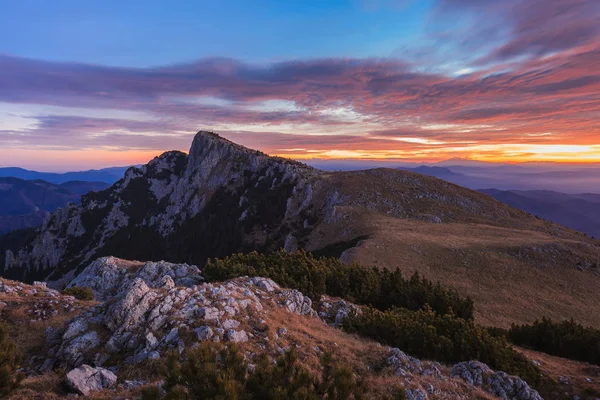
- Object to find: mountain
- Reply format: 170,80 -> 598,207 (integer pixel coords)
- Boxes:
0,166 -> 130,184
2,131 -> 600,329
481,189 -> 600,239
0,178 -> 110,234
399,164 -> 600,193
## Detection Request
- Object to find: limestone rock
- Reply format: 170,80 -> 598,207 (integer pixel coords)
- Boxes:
450,361 -> 542,400
66,364 -> 117,396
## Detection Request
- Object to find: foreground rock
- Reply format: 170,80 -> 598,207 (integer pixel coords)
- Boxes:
386,347 -> 542,400
451,361 -> 542,400
5,256 -> 541,399
67,256 -> 202,301
46,271 -> 316,369
66,364 -> 117,396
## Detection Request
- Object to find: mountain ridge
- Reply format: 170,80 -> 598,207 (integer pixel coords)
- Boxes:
2,130 -> 600,328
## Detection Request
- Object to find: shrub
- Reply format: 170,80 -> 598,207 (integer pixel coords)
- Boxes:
153,342 -> 364,400
508,318 -> 600,366
342,306 -> 540,386
203,250 -> 473,320
62,286 -> 94,301
0,322 -> 22,396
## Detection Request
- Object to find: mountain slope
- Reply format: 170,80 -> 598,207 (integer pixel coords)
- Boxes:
2,131 -> 600,328
481,189 -> 600,239
0,178 -> 110,234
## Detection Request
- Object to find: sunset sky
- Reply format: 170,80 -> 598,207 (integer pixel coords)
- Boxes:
1,0 -> 600,171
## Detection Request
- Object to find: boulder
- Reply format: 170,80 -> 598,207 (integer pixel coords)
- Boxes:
226,329 -> 249,343
450,361 -> 542,400
66,364 -> 117,396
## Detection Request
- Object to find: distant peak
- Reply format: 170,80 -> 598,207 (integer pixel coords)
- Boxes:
191,130 -> 267,157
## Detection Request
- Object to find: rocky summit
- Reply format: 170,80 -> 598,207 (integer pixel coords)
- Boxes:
2,131 -> 600,329
2,256 -> 543,399
1,131 -> 600,399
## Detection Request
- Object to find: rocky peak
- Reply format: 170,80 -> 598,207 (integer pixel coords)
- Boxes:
185,130 -> 315,190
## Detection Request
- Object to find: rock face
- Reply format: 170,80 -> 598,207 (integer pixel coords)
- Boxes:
66,256 -> 202,300
450,361 -> 543,400
66,365 -> 117,396
45,259 -> 316,369
0,131 -> 323,284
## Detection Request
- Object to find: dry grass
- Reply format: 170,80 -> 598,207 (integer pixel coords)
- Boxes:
518,347 -> 600,400
257,305 -> 496,399
310,211 -> 600,328
300,168 -> 600,328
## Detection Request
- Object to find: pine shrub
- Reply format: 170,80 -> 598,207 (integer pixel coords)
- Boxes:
0,322 -> 22,396
203,250 -> 473,320
62,286 -> 94,301
342,306 -> 540,386
155,342 -> 364,400
508,318 -> 600,365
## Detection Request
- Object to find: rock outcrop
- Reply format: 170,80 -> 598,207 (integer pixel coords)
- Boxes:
0,256 -> 546,399
66,256 -> 202,300
451,361 -> 543,400
388,348 -> 543,400
45,259 -> 316,370
66,365 -> 117,396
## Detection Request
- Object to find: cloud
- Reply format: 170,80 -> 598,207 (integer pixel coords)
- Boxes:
2,5 -> 600,167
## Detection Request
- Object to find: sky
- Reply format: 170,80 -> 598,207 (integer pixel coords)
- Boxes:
1,0 -> 600,171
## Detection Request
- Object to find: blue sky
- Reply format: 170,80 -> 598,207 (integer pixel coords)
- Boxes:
0,0 -> 432,66
1,0 -> 600,171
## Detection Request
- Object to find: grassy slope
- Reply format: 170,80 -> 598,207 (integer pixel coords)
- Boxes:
305,168 -> 600,328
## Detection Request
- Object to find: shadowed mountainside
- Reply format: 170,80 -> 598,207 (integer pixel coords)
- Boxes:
0,178 -> 110,234
1,131 -> 600,328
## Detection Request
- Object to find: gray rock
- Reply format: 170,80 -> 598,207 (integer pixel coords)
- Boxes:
145,332 -> 158,350
451,361 -> 542,400
222,319 -> 240,330
61,331 -> 101,367
405,388 -> 429,400
226,329 -> 249,343
194,326 -> 213,341
250,277 -> 279,292
66,364 -> 117,396
63,318 -> 89,341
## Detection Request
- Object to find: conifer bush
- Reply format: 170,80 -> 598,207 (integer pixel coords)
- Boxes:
508,318 -> 600,365
203,250 -> 473,320
150,342 -> 365,400
342,306 -> 540,386
0,322 -> 22,396
62,286 -> 94,301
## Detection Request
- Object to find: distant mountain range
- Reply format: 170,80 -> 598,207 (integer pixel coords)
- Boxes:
0,178 -> 110,234
0,166 -> 131,185
308,160 -> 600,194
480,189 -> 600,239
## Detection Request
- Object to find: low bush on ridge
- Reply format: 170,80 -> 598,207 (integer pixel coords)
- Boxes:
204,251 -> 540,386
0,322 -> 22,396
508,318 -> 600,366
61,286 -> 94,301
142,342 -> 381,400
342,306 -> 540,386
204,250 -> 474,320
